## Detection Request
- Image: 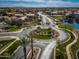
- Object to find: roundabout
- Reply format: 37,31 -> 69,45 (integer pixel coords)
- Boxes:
0,12 -> 69,59
29,27 -> 59,40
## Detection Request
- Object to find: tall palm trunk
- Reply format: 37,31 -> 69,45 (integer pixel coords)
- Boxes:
31,38 -> 33,59
22,38 -> 27,59
23,46 -> 27,59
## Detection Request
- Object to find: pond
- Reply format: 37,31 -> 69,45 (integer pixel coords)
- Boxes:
71,22 -> 79,29
63,20 -> 79,29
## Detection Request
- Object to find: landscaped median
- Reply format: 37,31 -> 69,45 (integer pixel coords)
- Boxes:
27,47 -> 41,59
55,29 -> 75,59
46,13 -> 78,59
57,22 -> 78,59
30,27 -> 59,40
0,39 -> 21,59
0,39 -> 15,53
66,30 -> 78,59
70,33 -> 79,59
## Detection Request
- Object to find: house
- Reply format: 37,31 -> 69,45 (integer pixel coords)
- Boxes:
0,22 -> 10,29
15,14 -> 24,17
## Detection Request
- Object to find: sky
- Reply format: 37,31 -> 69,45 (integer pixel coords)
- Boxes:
0,0 -> 79,7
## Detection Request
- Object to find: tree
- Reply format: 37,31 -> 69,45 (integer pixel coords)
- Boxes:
27,34 -> 34,59
19,27 -> 34,59
21,37 -> 27,59
30,36 -> 34,59
56,38 -> 61,46
10,19 -> 23,26
75,18 -> 79,24
0,10 -> 7,16
20,34 -> 30,59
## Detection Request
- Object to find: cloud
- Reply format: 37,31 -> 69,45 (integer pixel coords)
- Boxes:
0,0 -> 62,1
0,0 -> 79,7
0,0 -> 79,3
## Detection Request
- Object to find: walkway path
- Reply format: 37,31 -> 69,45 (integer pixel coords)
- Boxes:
0,37 -> 20,55
0,12 -> 68,59
66,30 -> 78,59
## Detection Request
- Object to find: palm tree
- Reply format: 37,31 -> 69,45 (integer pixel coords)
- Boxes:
30,36 -> 33,59
27,34 -> 34,59
19,27 -> 34,59
21,37 -> 27,59
20,34 -> 30,59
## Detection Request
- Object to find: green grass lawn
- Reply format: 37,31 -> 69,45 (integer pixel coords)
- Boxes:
71,34 -> 79,59
53,15 -> 73,31
53,16 -> 62,21
36,28 -> 53,33
58,22 -> 73,30
32,35 -> 51,39
1,40 -> 21,56
26,19 -> 38,27
7,25 -> 22,32
31,28 -> 57,39
0,39 -> 15,50
56,29 -> 75,59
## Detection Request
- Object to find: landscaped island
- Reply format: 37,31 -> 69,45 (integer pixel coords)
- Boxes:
30,27 -> 59,39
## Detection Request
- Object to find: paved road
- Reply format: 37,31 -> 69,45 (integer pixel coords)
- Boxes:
38,12 -> 68,59
0,27 -> 24,37
0,32 -> 19,36
0,12 -> 68,59
38,12 -> 67,41
40,40 -> 56,59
